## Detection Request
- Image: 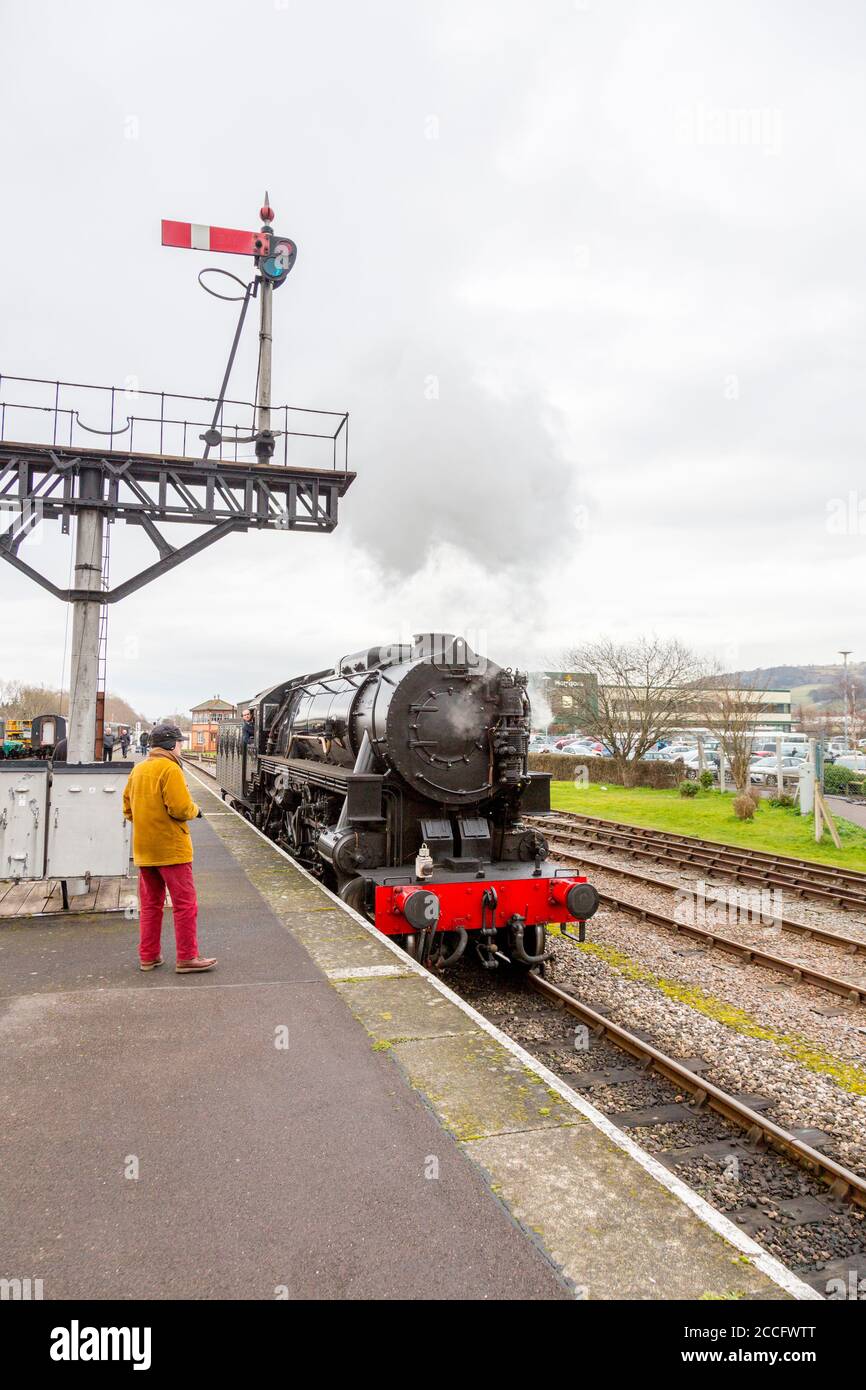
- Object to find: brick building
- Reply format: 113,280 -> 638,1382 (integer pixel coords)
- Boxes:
190,697 -> 236,754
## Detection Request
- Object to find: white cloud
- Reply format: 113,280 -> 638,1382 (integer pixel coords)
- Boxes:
1,0 -> 864,713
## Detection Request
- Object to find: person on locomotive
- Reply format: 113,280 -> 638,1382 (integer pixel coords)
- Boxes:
241,709 -> 254,745
122,722 -> 217,975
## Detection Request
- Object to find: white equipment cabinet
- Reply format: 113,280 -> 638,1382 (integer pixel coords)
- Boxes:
0,762 -> 49,879
45,762 -> 132,879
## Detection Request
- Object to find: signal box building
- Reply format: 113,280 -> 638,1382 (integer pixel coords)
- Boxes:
190,697 -> 236,755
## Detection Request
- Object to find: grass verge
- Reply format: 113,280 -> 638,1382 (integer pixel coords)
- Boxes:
550,782 -> 866,871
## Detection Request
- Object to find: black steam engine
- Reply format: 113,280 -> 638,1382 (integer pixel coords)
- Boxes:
217,633 -> 598,968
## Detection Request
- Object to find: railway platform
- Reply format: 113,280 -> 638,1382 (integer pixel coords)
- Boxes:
0,771 -> 818,1300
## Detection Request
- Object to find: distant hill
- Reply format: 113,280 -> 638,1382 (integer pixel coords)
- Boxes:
721,663 -> 865,689
722,663 -> 866,709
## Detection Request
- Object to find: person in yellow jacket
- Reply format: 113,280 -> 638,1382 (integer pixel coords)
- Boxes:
122,722 -> 217,974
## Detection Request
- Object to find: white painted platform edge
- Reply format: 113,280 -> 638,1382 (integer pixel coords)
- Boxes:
188,768 -> 822,1302
325,964 -> 412,981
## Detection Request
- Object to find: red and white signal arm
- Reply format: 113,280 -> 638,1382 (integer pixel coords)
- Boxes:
161,220 -> 269,257
161,219 -> 297,285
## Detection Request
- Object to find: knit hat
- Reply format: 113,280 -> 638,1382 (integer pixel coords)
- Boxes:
150,722 -> 183,750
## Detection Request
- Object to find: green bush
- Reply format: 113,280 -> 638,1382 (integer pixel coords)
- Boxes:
529,753 -> 685,788
768,793 -> 796,809
699,770 -> 715,790
824,763 -> 866,796
679,779 -> 699,798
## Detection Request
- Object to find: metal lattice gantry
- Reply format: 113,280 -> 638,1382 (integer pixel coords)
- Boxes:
0,375 -> 354,602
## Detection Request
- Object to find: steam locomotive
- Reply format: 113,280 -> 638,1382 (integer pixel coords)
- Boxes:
216,634 -> 599,968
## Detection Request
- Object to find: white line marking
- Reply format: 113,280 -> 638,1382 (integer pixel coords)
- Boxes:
191,222 -> 210,250
325,964 -> 413,981
186,767 -> 822,1301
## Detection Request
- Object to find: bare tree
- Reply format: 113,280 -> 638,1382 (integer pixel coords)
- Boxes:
0,679 -> 146,727
559,637 -> 703,785
698,675 -> 769,794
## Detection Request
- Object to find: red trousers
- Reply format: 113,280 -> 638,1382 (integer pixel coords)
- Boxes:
138,863 -> 199,962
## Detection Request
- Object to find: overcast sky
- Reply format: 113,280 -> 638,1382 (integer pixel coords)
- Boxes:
2,0 -> 864,717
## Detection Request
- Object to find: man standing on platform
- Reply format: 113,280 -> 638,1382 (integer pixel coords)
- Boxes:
122,722 -> 217,974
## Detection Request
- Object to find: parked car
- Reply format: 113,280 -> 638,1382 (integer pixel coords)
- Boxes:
528,736 -> 557,753
678,749 -> 720,778
834,754 -> 866,772
660,744 -> 693,761
552,740 -> 607,757
749,756 -> 806,785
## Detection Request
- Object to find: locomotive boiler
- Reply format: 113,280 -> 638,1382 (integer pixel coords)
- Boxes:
217,633 -> 599,968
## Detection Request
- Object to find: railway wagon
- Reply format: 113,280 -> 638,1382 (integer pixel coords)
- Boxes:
0,714 -> 66,759
216,632 -> 599,968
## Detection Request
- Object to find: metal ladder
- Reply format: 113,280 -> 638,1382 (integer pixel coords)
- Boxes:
95,522 -> 111,754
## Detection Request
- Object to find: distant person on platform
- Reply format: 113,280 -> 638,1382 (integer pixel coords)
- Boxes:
120,728 -> 130,757
103,730 -> 116,762
241,709 -> 255,746
139,728 -> 150,754
122,722 -> 217,975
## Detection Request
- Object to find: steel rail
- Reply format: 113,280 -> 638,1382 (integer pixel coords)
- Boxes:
504,955 -> 866,1208
547,843 -> 866,1004
547,840 -> 866,957
529,814 -> 866,911
541,811 -> 866,890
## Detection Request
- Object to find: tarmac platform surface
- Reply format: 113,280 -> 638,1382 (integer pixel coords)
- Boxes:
0,770 -> 818,1300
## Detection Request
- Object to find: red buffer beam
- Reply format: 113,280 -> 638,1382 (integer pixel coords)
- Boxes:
161,220 -> 269,257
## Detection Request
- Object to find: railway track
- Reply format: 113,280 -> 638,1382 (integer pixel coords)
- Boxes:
548,842 -> 866,1007
515,956 -> 866,1209
529,811 -> 866,911
575,890 -> 866,1005
454,957 -> 866,1293
548,840 -> 866,957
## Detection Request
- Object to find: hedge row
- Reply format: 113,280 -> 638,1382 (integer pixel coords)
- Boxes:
824,763 -> 866,796
528,752 -> 686,788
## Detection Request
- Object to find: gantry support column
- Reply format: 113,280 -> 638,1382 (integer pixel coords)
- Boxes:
67,467 -> 104,764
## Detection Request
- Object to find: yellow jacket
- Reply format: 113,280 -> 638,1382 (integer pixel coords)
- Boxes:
122,751 -> 200,866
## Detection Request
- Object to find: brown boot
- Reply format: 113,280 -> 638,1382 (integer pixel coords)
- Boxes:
140,957 -> 164,972
175,957 -> 218,974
